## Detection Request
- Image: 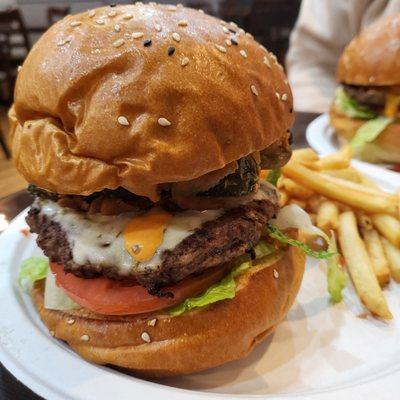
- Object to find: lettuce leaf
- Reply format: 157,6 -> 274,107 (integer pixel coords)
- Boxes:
266,224 -> 336,259
18,257 -> 49,290
334,87 -> 376,119
327,231 -> 348,303
170,243 -> 278,316
351,116 -> 393,149
266,169 -> 281,186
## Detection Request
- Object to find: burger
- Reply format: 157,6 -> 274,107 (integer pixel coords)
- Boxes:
330,13 -> 400,164
10,3 -> 305,377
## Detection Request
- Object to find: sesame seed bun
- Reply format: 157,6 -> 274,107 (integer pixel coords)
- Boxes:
9,3 -> 293,201
329,107 -> 400,163
31,245 -> 304,377
337,13 -> 400,85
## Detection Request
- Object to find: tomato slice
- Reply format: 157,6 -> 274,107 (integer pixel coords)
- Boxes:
50,263 -> 228,316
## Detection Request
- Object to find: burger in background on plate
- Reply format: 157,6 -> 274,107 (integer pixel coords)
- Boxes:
10,3 -> 311,377
330,13 -> 400,164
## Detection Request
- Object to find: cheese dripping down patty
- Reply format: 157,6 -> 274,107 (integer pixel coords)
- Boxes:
38,199 -> 222,275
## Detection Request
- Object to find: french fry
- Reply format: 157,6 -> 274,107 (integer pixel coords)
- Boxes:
287,198 -> 307,209
282,161 -> 399,216
360,228 -> 390,286
316,201 -> 339,233
360,176 -> 380,190
291,148 -> 319,163
304,145 -> 352,171
381,237 -> 400,283
281,178 -> 314,199
357,213 -> 373,231
306,195 -> 324,213
279,190 -> 289,207
337,211 -> 392,319
371,214 -> 400,247
322,168 -> 363,183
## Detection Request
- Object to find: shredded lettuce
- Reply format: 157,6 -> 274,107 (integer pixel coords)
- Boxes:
266,169 -> 281,186
327,231 -> 348,303
170,243 -> 279,316
266,224 -> 335,259
334,87 -> 376,119
351,116 -> 393,149
18,257 -> 49,290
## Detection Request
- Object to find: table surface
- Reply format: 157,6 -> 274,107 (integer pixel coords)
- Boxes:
0,112 -> 318,400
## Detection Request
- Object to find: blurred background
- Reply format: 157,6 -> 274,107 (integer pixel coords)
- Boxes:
0,0 -> 301,198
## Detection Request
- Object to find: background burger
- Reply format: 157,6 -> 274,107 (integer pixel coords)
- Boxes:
11,3 -> 305,377
330,13 -> 400,164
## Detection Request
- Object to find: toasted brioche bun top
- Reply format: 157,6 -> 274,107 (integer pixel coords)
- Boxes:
9,3 -> 293,200
337,13 -> 400,86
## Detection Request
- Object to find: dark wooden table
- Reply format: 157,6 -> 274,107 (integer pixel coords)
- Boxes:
0,112 -> 318,400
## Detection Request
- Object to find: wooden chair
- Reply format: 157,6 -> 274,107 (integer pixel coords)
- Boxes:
47,6 -> 71,27
0,8 -> 30,104
0,122 -> 10,159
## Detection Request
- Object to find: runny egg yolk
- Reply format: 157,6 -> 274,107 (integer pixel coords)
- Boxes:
123,208 -> 172,262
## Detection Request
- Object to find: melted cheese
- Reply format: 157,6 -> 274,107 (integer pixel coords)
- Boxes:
38,200 -> 221,275
123,208 -> 172,262
384,94 -> 400,118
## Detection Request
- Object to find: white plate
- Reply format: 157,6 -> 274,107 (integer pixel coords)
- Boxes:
305,114 -> 398,177
1,169 -> 400,400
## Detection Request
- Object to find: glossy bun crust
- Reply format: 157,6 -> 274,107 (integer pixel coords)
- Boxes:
337,13 -> 400,85
330,107 -> 400,163
10,3 -> 293,201
32,246 -> 304,377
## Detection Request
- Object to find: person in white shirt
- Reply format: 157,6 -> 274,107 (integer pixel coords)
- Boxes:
286,0 -> 400,112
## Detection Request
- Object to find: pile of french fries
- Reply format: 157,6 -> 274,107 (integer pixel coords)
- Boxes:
278,146 -> 400,320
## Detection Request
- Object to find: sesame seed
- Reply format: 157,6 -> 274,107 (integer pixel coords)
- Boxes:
80,334 -> 90,342
148,318 -> 157,327
259,44 -> 267,52
167,5 -> 177,11
17,65 -> 22,72
167,46 -> 175,56
136,1 -> 143,5
88,10 -> 96,18
225,39 -> 232,46
239,28 -> 245,35
149,2 -> 156,5
178,20 -> 188,27
231,38 -> 238,46
67,318 -> 75,325
123,13 -> 133,20
245,32 -> 254,39
117,116 -> 130,126
251,85 -> 259,96
158,117 -> 171,126
57,36 -> 72,46
281,93 -> 288,102
154,24 -> 162,32
239,49 -> 247,58
95,19 -> 105,25
275,92 -> 281,100
222,26 -> 230,34
177,3 -> 183,7
70,21 -> 82,27
114,24 -> 121,32
215,44 -> 227,53
112,38 -> 125,48
108,10 -> 117,17
263,55 -> 271,68
199,9 -> 204,14
369,76 -> 375,83
50,330 -> 55,337
273,269 -> 279,279
172,32 -> 181,42
143,39 -> 152,47
181,57 -> 189,67
230,21 -> 238,28
132,31 -> 144,39
141,331 -> 151,343
270,53 -> 277,63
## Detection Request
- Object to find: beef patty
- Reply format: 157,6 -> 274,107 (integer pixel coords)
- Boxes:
26,198 -> 279,290
342,84 -> 386,110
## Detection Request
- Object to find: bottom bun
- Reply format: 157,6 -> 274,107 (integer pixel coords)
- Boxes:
329,107 -> 400,163
32,246 -> 305,378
